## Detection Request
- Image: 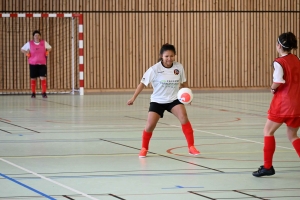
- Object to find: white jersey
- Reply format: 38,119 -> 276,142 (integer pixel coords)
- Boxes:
21,41 -> 51,51
141,61 -> 186,103
273,61 -> 285,83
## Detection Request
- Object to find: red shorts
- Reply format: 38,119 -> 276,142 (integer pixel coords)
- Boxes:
268,115 -> 300,128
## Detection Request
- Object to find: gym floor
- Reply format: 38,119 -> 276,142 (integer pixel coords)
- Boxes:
0,90 -> 299,200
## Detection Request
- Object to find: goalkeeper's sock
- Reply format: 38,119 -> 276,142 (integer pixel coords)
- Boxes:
31,79 -> 36,93
41,79 -> 47,93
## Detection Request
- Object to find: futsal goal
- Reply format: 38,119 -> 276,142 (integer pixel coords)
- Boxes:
0,13 -> 84,95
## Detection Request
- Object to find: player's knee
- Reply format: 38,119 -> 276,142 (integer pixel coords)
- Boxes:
286,131 -> 298,143
177,114 -> 188,123
263,128 -> 274,136
145,125 -> 156,132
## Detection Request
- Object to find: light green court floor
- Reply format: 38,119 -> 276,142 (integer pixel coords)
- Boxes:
0,90 -> 299,200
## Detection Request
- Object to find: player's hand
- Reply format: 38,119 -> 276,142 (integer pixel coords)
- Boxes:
271,88 -> 276,94
26,53 -> 30,58
45,51 -> 49,56
127,98 -> 135,105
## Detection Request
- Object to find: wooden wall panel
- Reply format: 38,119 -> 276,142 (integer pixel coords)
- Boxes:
0,0 -> 299,11
0,0 -> 299,92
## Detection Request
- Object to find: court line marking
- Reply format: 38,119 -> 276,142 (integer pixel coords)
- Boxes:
62,195 -> 75,200
125,115 -> 293,150
108,193 -> 126,200
0,158 -> 98,200
188,191 -> 216,199
0,120 -> 40,133
0,173 -> 56,200
233,190 -> 268,200
99,138 -> 224,173
169,125 -> 294,150
0,129 -> 12,134
0,150 -> 294,159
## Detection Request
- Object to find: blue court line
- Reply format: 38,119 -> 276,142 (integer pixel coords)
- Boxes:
162,185 -> 204,189
0,173 -> 56,200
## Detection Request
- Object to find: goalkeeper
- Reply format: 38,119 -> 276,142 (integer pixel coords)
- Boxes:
21,30 -> 52,98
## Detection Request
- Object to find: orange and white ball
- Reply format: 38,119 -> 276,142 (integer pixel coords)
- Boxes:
177,88 -> 193,104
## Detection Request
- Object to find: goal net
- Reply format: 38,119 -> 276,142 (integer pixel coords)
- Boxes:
0,13 -> 84,95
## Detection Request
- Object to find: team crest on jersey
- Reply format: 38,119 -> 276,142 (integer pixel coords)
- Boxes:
174,69 -> 179,75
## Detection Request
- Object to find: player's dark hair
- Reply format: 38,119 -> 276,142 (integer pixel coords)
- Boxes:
278,32 -> 298,51
32,30 -> 41,36
157,43 -> 176,61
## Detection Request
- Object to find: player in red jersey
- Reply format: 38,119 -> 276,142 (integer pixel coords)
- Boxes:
253,32 -> 300,177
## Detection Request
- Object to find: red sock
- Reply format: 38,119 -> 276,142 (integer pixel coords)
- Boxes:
292,138 -> 300,157
264,136 -> 276,169
31,80 -> 36,93
41,79 -> 47,93
182,121 -> 194,148
142,130 -> 152,150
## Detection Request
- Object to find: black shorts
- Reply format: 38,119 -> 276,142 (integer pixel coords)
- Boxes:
30,65 -> 47,78
149,99 -> 183,118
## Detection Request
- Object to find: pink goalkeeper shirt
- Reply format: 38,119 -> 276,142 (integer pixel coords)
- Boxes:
28,40 -> 47,65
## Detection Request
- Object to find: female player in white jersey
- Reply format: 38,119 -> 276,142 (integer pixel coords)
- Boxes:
127,43 -> 200,158
21,30 -> 51,98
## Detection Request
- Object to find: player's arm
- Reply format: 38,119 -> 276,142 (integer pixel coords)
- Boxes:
21,42 -> 29,54
127,82 -> 145,105
180,66 -> 188,89
21,49 -> 29,54
271,83 -> 281,93
271,62 -> 285,94
127,67 -> 153,105
21,43 -> 30,57
45,42 -> 52,56
180,82 -> 188,89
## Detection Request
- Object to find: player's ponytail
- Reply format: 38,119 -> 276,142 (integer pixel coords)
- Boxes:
278,32 -> 298,51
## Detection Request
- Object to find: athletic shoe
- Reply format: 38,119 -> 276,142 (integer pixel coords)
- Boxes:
252,165 -> 275,177
189,146 -> 200,155
139,148 -> 148,158
31,93 -> 36,98
42,93 -> 47,98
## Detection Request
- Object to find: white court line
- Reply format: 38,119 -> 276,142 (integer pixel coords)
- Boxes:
0,158 -> 98,200
170,125 -> 294,150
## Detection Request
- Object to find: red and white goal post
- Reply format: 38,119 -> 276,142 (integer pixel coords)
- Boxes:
0,13 -> 84,95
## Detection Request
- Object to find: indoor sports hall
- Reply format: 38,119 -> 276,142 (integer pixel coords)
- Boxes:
0,0 -> 300,199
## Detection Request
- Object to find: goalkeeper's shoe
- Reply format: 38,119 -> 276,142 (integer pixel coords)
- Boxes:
31,93 -> 36,98
42,93 -> 47,98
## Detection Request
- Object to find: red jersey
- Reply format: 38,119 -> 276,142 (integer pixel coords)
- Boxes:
268,54 -> 300,117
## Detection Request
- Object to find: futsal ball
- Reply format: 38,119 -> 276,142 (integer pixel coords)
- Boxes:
177,88 -> 193,104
